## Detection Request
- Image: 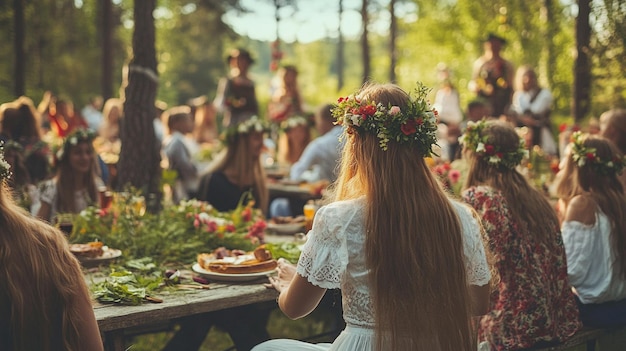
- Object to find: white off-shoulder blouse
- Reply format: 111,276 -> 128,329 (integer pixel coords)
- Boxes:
562,211 -> 626,304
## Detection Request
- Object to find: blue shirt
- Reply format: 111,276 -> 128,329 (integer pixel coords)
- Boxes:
290,126 -> 344,182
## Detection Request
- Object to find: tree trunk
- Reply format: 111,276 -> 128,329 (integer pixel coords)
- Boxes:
116,0 -> 161,207
361,0 -> 370,84
101,0 -> 114,101
13,0 -> 25,97
337,0 -> 344,91
573,0 -> 591,122
389,0 -> 397,83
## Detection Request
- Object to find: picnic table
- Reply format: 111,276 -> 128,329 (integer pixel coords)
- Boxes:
95,279 -> 278,351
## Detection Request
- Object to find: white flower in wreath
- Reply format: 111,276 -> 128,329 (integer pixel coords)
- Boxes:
254,123 -> 264,132
475,142 -> 486,153
488,156 -> 501,164
350,114 -> 362,127
69,137 -> 78,145
607,161 -> 614,168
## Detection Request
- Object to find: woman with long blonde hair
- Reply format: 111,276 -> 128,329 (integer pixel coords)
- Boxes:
0,143 -> 103,351
196,116 -> 268,214
253,82 -> 491,351
461,120 -> 580,350
555,132 -> 626,327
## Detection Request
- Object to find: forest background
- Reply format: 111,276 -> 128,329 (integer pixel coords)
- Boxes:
1,0 -> 625,126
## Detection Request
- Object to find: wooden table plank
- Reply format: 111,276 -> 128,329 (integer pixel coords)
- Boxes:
95,282 -> 278,332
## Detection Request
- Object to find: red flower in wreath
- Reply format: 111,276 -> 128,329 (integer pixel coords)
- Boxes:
401,119 -> 417,135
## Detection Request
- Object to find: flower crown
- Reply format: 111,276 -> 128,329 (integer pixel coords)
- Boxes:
0,142 -> 12,181
56,128 -> 97,161
222,116 -> 268,144
570,131 -> 625,176
280,115 -> 309,132
332,82 -> 439,154
460,119 -> 528,170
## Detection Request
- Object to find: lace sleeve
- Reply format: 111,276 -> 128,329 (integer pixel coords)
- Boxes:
455,202 -> 491,286
296,205 -> 348,290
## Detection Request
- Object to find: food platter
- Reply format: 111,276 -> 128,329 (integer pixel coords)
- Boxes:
266,222 -> 306,235
192,263 -> 275,282
73,246 -> 122,267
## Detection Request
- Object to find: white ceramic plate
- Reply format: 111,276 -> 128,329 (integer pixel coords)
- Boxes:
266,222 -> 306,235
76,247 -> 122,266
192,263 -> 275,282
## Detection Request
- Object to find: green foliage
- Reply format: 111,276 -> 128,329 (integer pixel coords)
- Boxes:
70,198 -> 264,265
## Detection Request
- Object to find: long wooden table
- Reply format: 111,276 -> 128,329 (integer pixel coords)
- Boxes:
95,280 -> 278,351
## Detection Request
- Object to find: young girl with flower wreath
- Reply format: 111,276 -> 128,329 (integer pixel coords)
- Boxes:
554,132 -> 626,327
196,116 -> 268,214
36,128 -> 104,223
460,119 -> 581,350
253,82 -> 491,351
0,142 -> 104,351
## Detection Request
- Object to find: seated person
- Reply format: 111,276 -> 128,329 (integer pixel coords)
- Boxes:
37,128 -> 104,224
270,104 -> 343,217
196,116 -> 268,214
555,133 -> 626,328
162,106 -> 199,202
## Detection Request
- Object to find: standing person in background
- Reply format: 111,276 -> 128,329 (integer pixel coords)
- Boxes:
37,128 -> 104,223
469,33 -> 515,119
162,106 -> 199,203
213,48 -> 259,128
511,65 -> 557,155
554,132 -> 626,328
600,108 -> 626,190
268,65 -> 304,123
433,63 -> 464,161
81,95 -> 104,132
188,96 -> 218,145
0,143 -> 104,351
254,82 -> 490,351
98,98 -> 124,143
460,119 -> 581,350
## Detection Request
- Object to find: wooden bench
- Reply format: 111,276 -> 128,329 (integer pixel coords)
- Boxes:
536,325 -> 626,351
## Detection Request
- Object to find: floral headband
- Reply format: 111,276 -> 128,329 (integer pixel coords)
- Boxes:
332,82 -> 439,155
570,131 -> 625,176
0,142 -> 12,181
460,119 -> 528,170
280,115 -> 309,132
222,116 -> 268,144
56,128 -> 97,161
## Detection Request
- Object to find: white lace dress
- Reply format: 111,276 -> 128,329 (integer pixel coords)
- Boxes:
253,197 -> 491,351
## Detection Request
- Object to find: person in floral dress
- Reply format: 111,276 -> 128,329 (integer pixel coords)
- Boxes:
460,119 -> 581,350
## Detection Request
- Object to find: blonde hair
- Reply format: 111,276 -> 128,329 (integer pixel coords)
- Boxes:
55,140 -> 99,214
556,135 -> 626,278
0,182 -> 92,350
209,132 -> 268,213
464,120 -> 559,243
332,83 -> 473,351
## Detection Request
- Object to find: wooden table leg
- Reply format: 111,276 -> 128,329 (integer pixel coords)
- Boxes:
103,330 -> 125,351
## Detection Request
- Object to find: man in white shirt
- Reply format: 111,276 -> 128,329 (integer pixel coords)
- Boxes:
289,104 -> 344,182
270,104 -> 344,217
81,96 -> 103,132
